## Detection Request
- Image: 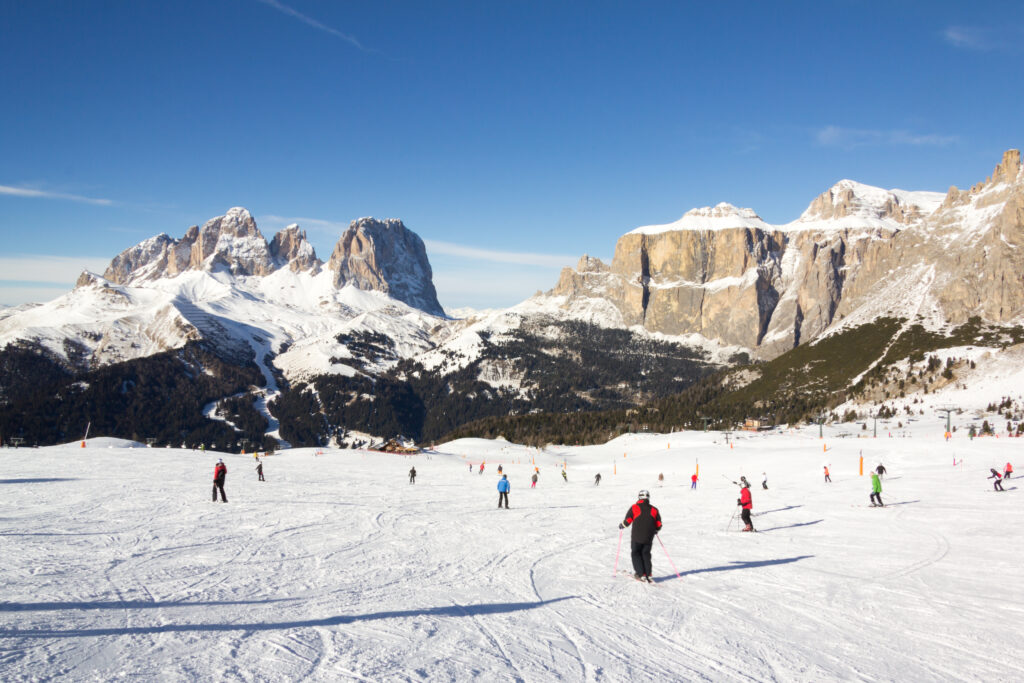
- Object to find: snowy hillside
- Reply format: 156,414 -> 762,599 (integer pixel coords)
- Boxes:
1,422 -> 1021,680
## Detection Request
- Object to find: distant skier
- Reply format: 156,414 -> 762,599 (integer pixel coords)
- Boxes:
761,472 -> 768,490
658,473 -> 664,485
691,473 -> 698,489
824,465 -> 832,483
1005,462 -> 1014,479
212,459 -> 227,503
256,459 -> 264,482
409,466 -> 417,484
619,490 -> 662,582
594,473 -> 602,486
990,468 -> 1005,491
469,463 -> 473,473
561,469 -> 567,483
497,474 -> 510,509
497,465 -> 503,475
876,464 -> 887,478
738,485 -> 754,531
479,463 -> 485,475
531,472 -> 538,488
869,471 -> 883,507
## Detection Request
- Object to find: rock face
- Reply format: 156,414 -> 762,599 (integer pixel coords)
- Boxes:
548,149 -> 1024,359
97,210 -> 444,317
270,225 -> 320,273
327,218 -> 444,317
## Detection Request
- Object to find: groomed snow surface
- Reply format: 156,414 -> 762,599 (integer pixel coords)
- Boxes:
2,424 -> 1021,682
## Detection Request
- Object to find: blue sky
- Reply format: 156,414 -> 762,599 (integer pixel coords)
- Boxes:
2,1 -> 1022,309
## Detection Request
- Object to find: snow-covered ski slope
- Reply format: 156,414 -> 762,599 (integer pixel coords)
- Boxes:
1,423 -> 1021,681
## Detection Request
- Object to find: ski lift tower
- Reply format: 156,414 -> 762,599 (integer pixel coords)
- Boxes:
815,414 -> 827,439
699,416 -> 713,432
937,404 -> 958,434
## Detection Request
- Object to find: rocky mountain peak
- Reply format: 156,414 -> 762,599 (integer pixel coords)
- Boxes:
991,149 -> 1021,186
326,218 -> 444,317
799,180 -> 942,225
630,203 -> 768,234
270,225 -> 321,273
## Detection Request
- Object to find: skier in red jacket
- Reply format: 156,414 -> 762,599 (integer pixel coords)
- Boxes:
212,459 -> 227,502
619,490 -> 663,582
738,486 -> 754,531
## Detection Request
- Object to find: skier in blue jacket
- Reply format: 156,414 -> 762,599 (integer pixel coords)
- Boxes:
497,474 -> 510,509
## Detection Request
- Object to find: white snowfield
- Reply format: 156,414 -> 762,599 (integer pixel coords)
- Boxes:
1,423 -> 1021,682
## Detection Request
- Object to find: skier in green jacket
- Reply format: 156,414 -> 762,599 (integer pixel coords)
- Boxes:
869,471 -> 883,507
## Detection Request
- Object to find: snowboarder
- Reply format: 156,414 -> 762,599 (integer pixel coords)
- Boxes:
594,473 -> 602,486
531,472 -> 538,488
876,464 -> 887,478
738,485 -> 754,531
212,459 -> 227,503
869,471 -> 883,507
761,472 -> 768,490
497,474 -> 510,509
1005,462 -> 1014,479
824,465 -> 832,483
619,490 -> 662,582
561,469 -> 567,483
691,473 -> 698,489
256,459 -> 264,482
989,468 -> 1005,491
409,466 -> 417,484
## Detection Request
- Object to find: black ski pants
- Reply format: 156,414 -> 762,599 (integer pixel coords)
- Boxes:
212,482 -> 227,502
741,508 -> 753,529
498,491 -> 509,508
994,479 -> 1004,491
870,492 -> 883,506
630,540 -> 653,577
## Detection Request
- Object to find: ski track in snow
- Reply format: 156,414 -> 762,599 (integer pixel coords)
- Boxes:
1,426 -> 1023,681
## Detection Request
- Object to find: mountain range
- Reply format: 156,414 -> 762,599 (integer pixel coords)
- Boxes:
1,150 -> 1021,448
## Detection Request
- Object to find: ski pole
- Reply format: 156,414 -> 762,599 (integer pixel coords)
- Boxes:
725,505 -> 739,532
657,535 -> 681,580
613,528 -> 623,577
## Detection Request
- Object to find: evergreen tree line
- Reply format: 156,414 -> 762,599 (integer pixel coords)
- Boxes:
0,341 -> 268,449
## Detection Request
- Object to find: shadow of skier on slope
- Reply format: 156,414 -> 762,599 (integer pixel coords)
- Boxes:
652,555 -> 814,583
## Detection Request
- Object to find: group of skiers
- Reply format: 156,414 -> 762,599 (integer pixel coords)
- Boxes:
989,462 -> 1014,491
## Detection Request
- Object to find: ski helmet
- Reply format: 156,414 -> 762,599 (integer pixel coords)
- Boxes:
637,490 -> 650,500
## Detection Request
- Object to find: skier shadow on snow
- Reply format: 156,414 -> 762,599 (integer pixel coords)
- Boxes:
756,519 -> 824,533
753,505 -> 803,517
0,598 -> 300,612
0,478 -> 79,484
653,555 -> 814,584
4,596 -> 578,638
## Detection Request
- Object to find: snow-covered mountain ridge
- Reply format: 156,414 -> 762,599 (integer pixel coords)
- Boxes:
546,149 -> 1024,359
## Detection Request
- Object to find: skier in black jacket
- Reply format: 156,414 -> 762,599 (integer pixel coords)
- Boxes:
619,490 -> 663,582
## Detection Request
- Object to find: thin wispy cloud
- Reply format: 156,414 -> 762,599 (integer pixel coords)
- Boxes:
815,126 -> 958,150
256,0 -> 365,51
0,255 -> 111,284
0,185 -> 115,206
942,25 -> 1023,52
425,240 -> 576,269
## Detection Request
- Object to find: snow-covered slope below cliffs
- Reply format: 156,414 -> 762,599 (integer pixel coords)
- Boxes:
0,266 -> 448,379
0,275 -> 194,368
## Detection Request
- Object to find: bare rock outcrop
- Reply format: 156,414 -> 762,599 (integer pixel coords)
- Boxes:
327,218 -> 444,317
548,149 -> 1024,359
